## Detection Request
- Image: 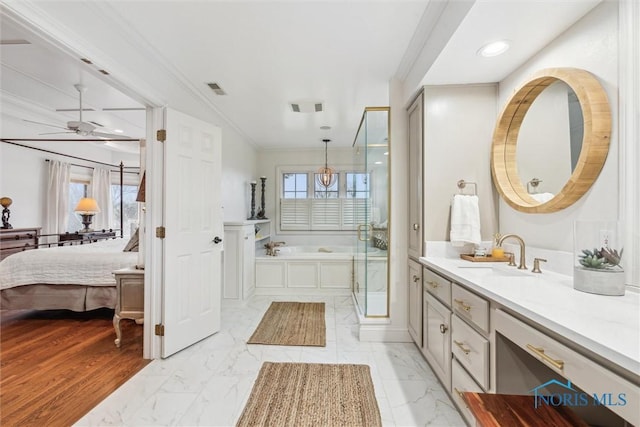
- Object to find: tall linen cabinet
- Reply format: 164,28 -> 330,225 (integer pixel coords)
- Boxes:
406,83 -> 498,395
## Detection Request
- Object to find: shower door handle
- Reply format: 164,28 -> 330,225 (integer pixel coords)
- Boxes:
357,224 -> 372,241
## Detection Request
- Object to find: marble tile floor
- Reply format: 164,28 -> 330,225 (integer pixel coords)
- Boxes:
75,295 -> 465,427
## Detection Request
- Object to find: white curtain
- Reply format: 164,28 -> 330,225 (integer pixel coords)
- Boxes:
45,160 -> 71,241
91,167 -> 113,231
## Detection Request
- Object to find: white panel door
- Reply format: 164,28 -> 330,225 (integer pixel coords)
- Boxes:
162,108 -> 222,358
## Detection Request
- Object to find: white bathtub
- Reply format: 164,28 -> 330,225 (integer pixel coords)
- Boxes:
257,245 -> 384,258
255,245 -> 387,295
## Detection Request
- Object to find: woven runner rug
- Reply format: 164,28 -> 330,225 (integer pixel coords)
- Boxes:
236,362 -> 382,427
247,301 -> 325,346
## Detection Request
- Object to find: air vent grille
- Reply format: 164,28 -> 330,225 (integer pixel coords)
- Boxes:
207,82 -> 227,95
290,101 -> 324,113
0,39 -> 31,45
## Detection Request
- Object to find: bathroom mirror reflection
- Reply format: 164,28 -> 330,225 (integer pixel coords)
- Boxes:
516,81 -> 584,202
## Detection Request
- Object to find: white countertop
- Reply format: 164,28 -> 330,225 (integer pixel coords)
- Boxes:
419,256 -> 640,377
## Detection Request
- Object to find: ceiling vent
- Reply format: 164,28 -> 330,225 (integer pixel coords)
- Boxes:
0,39 -> 31,45
207,82 -> 227,95
290,101 -> 324,113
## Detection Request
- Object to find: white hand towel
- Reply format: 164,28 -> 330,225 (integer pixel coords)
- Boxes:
450,194 -> 481,247
531,192 -> 555,203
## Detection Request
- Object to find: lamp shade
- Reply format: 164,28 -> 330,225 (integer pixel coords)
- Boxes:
74,197 -> 100,214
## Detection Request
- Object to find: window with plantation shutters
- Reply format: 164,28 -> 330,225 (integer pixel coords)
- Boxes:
280,199 -> 310,230
311,199 -> 341,229
277,168 -> 373,232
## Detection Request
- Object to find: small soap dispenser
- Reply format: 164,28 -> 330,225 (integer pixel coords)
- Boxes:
491,233 -> 505,258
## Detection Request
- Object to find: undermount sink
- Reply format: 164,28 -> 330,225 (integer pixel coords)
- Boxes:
457,265 -> 529,278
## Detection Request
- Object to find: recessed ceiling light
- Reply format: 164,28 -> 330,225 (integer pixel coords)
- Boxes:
478,40 -> 510,57
113,129 -> 124,133
374,161 -> 383,165
384,151 -> 389,156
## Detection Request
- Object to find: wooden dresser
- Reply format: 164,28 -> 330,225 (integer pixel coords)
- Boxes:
0,227 -> 41,261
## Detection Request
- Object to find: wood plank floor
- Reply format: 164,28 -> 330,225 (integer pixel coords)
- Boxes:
0,308 -> 149,427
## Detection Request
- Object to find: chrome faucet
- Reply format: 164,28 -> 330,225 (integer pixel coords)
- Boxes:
497,234 -> 527,270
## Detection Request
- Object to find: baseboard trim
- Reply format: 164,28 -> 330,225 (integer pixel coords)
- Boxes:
359,325 -> 412,342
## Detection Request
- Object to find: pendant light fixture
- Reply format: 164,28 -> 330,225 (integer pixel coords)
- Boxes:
317,139 -> 336,188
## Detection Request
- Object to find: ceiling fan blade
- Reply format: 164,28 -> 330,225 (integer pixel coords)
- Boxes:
23,119 -> 69,130
91,131 -> 133,139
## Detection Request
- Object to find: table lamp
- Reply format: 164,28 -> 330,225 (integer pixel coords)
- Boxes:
1,197 -> 12,229
75,198 -> 100,232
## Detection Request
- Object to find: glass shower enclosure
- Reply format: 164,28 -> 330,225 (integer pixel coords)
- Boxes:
352,107 -> 390,318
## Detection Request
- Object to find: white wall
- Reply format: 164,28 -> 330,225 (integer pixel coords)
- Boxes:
220,126 -> 258,222
497,2 -> 619,252
423,84 -> 499,245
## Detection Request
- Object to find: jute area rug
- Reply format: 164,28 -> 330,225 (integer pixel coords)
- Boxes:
236,362 -> 382,427
247,301 -> 325,347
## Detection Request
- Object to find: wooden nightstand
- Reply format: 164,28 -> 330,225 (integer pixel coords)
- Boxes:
112,267 -> 144,348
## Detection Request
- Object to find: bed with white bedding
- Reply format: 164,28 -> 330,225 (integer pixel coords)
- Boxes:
0,238 -> 138,311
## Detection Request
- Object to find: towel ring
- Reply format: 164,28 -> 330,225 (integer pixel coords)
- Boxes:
527,178 -> 542,194
457,180 -> 477,196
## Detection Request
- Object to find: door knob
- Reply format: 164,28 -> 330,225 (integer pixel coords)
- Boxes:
212,236 -> 222,244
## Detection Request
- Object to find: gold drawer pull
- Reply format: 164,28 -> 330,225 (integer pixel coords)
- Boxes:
454,298 -> 472,312
526,344 -> 565,370
453,388 -> 469,408
439,323 -> 448,334
427,280 -> 439,289
454,387 -> 465,399
454,340 -> 471,355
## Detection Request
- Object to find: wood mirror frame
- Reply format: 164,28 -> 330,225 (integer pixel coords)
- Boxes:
491,67 -> 611,213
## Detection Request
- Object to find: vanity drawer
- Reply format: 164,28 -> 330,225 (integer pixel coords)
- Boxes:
452,358 -> 484,426
423,268 -> 452,306
452,283 -> 489,333
452,315 -> 490,390
494,309 -> 640,426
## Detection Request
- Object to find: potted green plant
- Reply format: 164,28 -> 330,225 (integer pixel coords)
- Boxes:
574,221 -> 625,296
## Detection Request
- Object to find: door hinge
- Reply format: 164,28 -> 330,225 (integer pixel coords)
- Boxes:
155,324 -> 165,336
156,226 -> 166,239
156,129 -> 166,142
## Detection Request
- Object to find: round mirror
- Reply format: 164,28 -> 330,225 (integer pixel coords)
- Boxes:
491,68 -> 611,213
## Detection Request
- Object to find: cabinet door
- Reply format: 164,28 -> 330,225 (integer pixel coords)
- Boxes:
407,93 -> 423,259
407,260 -> 423,346
242,226 -> 255,299
423,291 -> 452,391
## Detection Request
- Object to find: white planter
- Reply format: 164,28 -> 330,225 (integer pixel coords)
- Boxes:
573,267 -> 626,296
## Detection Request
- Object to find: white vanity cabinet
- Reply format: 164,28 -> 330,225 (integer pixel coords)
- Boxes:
421,267 -> 453,391
494,308 -> 639,425
407,259 -> 423,346
419,256 -> 640,427
423,291 -> 451,391
223,220 -> 270,300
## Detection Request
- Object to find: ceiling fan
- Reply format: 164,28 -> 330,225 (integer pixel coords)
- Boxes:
23,84 -> 129,139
